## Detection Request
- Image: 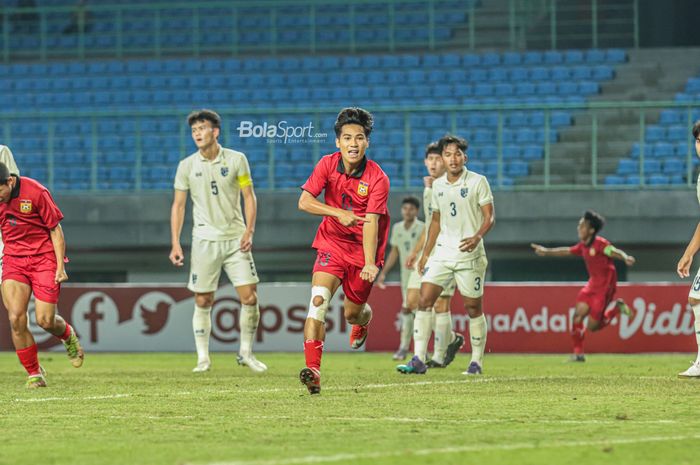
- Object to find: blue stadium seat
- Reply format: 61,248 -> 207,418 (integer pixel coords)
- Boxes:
647,174 -> 669,185
643,159 -> 662,174
544,50 -> 563,65
645,126 -> 666,143
604,175 -> 624,186
606,49 -> 627,63
663,159 -> 684,174
564,50 -> 584,64
617,159 -> 638,175
523,51 -> 543,65
585,49 -> 607,64
652,143 -> 674,158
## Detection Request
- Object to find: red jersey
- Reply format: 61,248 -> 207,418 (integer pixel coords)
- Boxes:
569,235 -> 617,290
301,152 -> 390,268
0,176 -> 64,257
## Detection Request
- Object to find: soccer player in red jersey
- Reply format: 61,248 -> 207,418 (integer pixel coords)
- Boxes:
531,210 -> 635,361
0,162 -> 84,388
297,107 -> 390,394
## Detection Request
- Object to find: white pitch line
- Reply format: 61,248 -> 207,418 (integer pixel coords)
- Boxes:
190,434 -> 700,465
252,415 -> 676,425
12,393 -> 131,403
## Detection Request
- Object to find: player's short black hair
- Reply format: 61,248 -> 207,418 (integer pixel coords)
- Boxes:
437,134 -> 468,153
334,107 -> 373,137
425,141 -> 441,158
583,210 -> 605,234
0,162 -> 9,184
401,196 -> 420,209
187,109 -> 221,129
692,120 -> 700,139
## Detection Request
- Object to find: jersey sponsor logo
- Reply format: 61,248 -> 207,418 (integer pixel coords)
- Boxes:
191,273 -> 198,284
195,172 -> 203,177
221,167 -> 229,177
19,199 -> 32,214
460,187 -> 469,198
357,180 -> 369,197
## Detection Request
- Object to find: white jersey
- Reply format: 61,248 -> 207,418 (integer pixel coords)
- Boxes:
423,186 -> 435,222
174,146 -> 253,242
390,219 -> 424,281
431,168 -> 493,262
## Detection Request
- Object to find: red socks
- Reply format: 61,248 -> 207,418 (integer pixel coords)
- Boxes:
16,344 -> 40,376
59,324 -> 72,341
571,322 -> 585,355
304,339 -> 324,372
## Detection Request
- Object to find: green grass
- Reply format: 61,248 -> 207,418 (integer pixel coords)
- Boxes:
0,352 -> 699,465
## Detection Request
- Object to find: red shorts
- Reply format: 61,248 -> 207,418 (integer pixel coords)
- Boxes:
312,250 -> 374,305
576,284 -> 616,322
2,253 -> 60,304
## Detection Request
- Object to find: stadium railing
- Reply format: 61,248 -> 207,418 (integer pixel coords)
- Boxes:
0,0 -> 639,62
1,100 -> 697,193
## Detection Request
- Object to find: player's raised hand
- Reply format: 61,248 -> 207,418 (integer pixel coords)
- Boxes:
360,264 -> 379,282
338,210 -> 365,227
625,255 -> 636,267
169,244 -> 185,267
677,254 -> 693,278
240,229 -> 254,252
55,267 -> 68,284
423,176 -> 434,188
530,243 -> 547,256
460,235 -> 482,252
376,272 -> 387,289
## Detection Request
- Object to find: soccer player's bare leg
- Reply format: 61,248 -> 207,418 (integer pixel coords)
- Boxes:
192,291 -> 214,372
3,280 -> 44,387
679,297 -> 700,377
571,302 -> 590,361
463,296 -> 486,374
235,283 -> 267,373
35,296 -> 84,369
301,272 -> 341,394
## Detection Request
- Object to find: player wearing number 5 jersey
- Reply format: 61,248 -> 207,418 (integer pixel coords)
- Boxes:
400,134 -> 494,376
170,109 -> 266,374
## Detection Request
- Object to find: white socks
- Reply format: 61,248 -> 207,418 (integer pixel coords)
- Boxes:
433,312 -> 454,365
469,314 -> 487,364
399,311 -> 415,351
193,305 -> 212,364
239,304 -> 260,357
413,309 -> 432,361
693,304 -> 700,364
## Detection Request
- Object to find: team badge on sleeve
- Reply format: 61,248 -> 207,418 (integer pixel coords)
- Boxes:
358,180 -> 369,197
460,188 -> 469,198
19,199 -> 32,214
221,167 -> 229,177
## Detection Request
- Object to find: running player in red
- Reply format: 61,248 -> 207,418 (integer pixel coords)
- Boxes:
531,210 -> 635,361
0,162 -> 84,388
297,107 -> 390,394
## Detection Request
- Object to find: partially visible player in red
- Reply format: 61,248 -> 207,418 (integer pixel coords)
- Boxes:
297,107 -> 390,394
0,162 -> 84,388
531,210 -> 635,361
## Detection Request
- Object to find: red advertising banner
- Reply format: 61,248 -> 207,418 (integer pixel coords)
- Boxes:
0,282 -> 695,353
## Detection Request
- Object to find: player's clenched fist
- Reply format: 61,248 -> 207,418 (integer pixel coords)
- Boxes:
169,244 -> 185,267
360,264 -> 379,282
55,268 -> 68,284
460,235 -> 482,253
338,211 -> 365,227
677,254 -> 693,278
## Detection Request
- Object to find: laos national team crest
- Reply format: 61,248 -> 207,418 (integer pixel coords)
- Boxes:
357,180 -> 369,197
220,167 -> 229,177
460,187 -> 469,198
589,248 -> 596,256
19,199 -> 32,214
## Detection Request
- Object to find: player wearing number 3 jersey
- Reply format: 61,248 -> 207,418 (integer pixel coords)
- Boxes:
171,109 -> 266,374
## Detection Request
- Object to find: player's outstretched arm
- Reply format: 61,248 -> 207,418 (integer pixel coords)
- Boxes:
530,243 -> 572,257
360,213 -> 380,282
169,190 -> 187,266
298,190 -> 365,227
678,222 -> 700,278
50,224 -> 68,283
604,244 -> 636,266
377,245 -> 399,289
240,185 -> 257,252
418,212 -> 441,274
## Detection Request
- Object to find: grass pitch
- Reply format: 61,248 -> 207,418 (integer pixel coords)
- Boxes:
0,352 -> 698,465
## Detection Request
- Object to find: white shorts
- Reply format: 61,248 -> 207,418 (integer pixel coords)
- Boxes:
407,268 -> 456,298
188,237 -> 259,293
689,268 -> 700,300
422,255 -> 488,299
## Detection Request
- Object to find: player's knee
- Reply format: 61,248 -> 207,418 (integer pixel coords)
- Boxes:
195,293 -> 214,308
465,305 -> 482,318
240,292 -> 257,306
36,315 -> 55,331
689,297 -> 700,306
7,313 -> 27,333
308,286 -> 331,323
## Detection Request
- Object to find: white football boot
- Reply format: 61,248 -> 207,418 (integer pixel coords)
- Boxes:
192,360 -> 211,373
237,354 -> 268,373
678,361 -> 700,378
